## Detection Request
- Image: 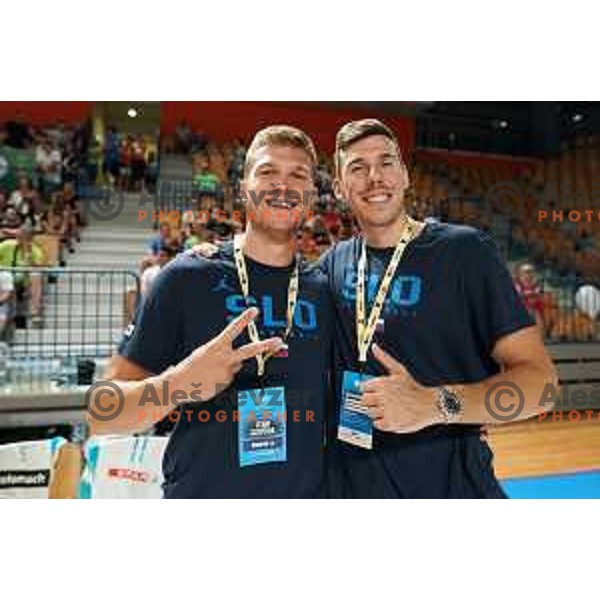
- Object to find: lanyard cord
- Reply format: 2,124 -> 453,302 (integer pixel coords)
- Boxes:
356,217 -> 418,365
233,234 -> 299,377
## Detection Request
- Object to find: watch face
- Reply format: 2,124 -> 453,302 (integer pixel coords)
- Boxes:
443,390 -> 462,415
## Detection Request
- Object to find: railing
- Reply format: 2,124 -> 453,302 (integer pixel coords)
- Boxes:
1,267 -> 140,393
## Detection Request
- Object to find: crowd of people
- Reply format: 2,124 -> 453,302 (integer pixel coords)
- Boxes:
0,120 -> 92,336
1,120 -> 87,246
102,127 -> 158,192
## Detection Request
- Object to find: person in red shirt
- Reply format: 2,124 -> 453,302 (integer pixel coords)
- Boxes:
513,262 -> 544,330
119,137 -> 133,191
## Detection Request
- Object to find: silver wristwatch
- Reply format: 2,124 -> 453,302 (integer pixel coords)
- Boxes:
435,387 -> 464,424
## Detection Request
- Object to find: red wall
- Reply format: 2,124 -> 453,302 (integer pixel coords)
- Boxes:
0,102 -> 92,126
161,102 -> 415,156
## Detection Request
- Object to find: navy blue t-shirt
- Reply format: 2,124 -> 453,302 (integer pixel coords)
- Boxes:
319,221 -> 535,498
119,242 -> 334,498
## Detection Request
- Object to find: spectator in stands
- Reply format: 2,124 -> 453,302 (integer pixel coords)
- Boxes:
119,137 -> 133,191
62,182 -> 82,242
148,223 -> 173,256
46,122 -> 67,148
42,193 -> 77,253
228,146 -> 245,188
1,207 -> 23,237
8,176 -> 40,230
103,127 -> 121,185
194,156 -> 221,201
35,137 -> 62,195
183,221 -> 206,251
0,225 -> 44,326
205,206 -> 234,241
140,243 -> 175,297
0,268 -> 15,340
130,137 -> 147,192
513,262 -> 545,331
42,194 -> 66,234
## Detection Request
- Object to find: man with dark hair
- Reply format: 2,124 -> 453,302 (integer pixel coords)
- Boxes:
140,243 -> 176,297
321,118 -> 557,498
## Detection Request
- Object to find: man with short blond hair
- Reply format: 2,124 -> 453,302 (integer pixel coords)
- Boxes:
90,125 -> 334,499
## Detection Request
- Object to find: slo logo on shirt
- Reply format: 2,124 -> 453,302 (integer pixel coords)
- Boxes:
342,268 -> 423,315
225,294 -> 318,332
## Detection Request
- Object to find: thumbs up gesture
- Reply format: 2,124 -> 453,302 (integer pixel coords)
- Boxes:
168,307 -> 283,402
360,344 -> 442,434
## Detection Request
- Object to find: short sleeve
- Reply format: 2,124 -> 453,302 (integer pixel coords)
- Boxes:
460,229 -> 535,354
118,264 -> 184,375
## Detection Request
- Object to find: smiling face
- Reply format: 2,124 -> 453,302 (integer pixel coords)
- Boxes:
335,134 -> 409,233
242,143 -> 316,235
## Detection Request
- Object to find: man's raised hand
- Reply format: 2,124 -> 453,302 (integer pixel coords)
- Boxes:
167,307 -> 282,402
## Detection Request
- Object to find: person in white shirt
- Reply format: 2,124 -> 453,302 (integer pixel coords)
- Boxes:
35,138 -> 62,191
140,244 -> 175,297
0,269 -> 15,339
8,176 -> 39,229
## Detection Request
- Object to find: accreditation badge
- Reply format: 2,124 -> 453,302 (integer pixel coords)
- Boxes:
337,371 -> 374,450
237,387 -> 287,467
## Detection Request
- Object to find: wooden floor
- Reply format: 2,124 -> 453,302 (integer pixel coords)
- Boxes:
488,412 -> 600,479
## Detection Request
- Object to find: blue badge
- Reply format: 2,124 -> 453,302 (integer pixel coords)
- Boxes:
338,371 -> 374,450
238,387 -> 287,467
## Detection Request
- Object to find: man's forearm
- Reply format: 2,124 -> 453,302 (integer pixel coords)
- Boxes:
444,362 -> 558,425
87,371 -> 176,436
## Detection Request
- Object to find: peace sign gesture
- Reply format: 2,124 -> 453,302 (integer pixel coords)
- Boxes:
168,307 -> 283,402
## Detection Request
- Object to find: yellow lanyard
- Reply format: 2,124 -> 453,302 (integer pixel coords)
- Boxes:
233,234 -> 299,377
356,217 -> 417,365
